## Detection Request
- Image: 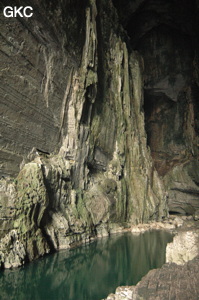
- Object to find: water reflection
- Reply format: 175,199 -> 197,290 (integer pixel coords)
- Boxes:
0,230 -> 173,300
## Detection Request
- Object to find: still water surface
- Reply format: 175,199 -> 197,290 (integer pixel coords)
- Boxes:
0,230 -> 173,300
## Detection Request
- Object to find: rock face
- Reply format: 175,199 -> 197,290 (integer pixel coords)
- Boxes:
114,0 -> 199,216
0,0 -> 168,268
166,230 -> 199,265
163,161 -> 199,215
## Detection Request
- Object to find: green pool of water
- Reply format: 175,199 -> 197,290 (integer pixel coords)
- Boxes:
0,230 -> 173,300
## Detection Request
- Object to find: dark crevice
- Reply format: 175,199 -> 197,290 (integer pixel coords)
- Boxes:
80,84 -> 96,125
169,211 -> 185,216
91,1 -> 106,119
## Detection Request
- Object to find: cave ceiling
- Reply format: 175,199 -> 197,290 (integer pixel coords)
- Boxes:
113,0 -> 199,93
113,0 -> 199,42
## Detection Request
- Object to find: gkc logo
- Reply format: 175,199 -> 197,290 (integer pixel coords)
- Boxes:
3,6 -> 33,18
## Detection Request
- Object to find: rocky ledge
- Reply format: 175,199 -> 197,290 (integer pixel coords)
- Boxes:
103,217 -> 199,300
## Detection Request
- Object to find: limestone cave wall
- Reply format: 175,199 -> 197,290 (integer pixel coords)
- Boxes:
0,0 -> 198,269
0,0 -> 167,268
114,0 -> 199,216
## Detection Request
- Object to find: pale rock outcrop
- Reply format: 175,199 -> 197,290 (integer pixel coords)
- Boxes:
0,230 -> 26,269
166,230 -> 199,265
194,209 -> 199,221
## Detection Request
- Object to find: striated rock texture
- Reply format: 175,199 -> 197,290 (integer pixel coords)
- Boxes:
0,0 -> 167,268
114,0 -> 199,216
